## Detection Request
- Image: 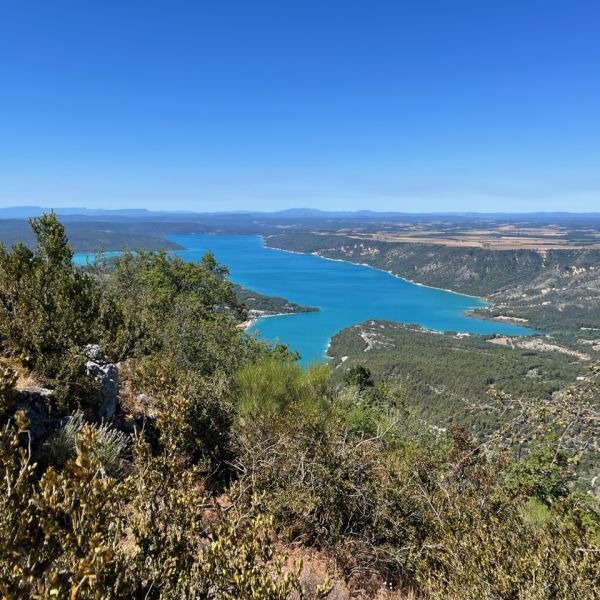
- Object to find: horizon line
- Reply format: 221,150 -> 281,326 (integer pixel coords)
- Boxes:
2,205 -> 600,218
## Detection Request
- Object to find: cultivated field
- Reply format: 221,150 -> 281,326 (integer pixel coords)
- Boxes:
310,220 -> 600,250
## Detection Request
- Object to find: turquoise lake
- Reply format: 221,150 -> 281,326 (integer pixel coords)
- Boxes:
75,234 -> 534,363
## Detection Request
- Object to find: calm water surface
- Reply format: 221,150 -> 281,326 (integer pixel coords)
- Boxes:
75,234 -> 533,363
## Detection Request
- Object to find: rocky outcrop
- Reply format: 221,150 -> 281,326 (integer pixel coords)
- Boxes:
13,386 -> 53,445
4,345 -> 121,451
84,345 -> 119,421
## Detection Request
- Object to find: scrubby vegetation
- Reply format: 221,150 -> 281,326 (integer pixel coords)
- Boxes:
48,410 -> 130,476
1,214 -> 599,598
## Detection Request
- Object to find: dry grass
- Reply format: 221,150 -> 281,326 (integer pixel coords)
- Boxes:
0,357 -> 41,390
284,545 -> 421,599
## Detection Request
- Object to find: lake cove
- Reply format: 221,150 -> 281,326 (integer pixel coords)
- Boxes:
75,234 -> 534,364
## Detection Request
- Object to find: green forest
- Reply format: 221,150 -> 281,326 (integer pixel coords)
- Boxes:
1,215 -> 599,599
328,321 -> 587,427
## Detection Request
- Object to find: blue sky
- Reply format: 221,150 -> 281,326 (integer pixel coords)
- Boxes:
0,0 -> 599,212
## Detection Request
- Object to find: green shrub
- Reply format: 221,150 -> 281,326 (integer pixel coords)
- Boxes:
98,249 -> 249,364
49,410 -> 130,477
0,214 -> 103,414
343,364 -> 374,391
0,213 -> 100,379
235,356 -> 331,418
131,353 -> 236,463
504,436 -> 576,506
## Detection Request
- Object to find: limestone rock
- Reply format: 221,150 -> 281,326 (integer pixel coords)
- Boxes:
13,387 -> 53,444
85,360 -> 119,421
83,344 -> 106,363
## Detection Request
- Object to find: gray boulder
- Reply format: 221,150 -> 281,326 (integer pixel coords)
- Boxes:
83,344 -> 105,363
13,387 -> 53,444
85,360 -> 119,421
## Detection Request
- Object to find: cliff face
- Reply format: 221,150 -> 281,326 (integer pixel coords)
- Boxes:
266,231 -> 600,295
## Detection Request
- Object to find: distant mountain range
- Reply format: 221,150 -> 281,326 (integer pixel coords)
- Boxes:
0,206 -> 196,219
2,206 -> 600,220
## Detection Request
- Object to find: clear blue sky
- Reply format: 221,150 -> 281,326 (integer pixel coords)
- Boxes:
1,0 -> 599,212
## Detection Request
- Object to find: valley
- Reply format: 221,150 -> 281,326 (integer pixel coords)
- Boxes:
1,211 -> 599,596
3,209 -> 600,411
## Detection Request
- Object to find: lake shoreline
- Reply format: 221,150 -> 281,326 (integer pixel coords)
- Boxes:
76,233 -> 535,363
260,236 -> 542,341
242,309 -> 310,331
261,236 -> 485,302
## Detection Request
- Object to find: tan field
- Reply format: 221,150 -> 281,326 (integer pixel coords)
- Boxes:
312,222 -> 600,250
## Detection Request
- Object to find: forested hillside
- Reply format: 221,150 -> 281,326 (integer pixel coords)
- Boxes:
0,218 -> 185,252
233,283 -> 319,318
1,215 -> 599,599
328,321 -> 587,426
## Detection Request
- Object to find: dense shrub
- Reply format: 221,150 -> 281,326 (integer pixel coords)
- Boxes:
129,353 -> 236,464
0,214 -> 101,411
0,420 -> 311,599
233,386 -> 600,596
97,249 -> 252,367
0,418 -> 127,597
235,356 -> 331,418
0,213 -> 99,376
343,364 -> 374,390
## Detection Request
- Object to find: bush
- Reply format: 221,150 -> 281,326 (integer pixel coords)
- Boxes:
343,364 -> 374,391
49,410 -> 130,477
0,420 -> 317,599
198,513 -> 321,599
98,249 -> 248,364
234,406 -> 600,596
0,420 -> 127,597
130,353 -> 236,463
235,356 -> 331,418
504,436 -> 576,505
0,213 -> 99,378
0,214 -> 103,413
